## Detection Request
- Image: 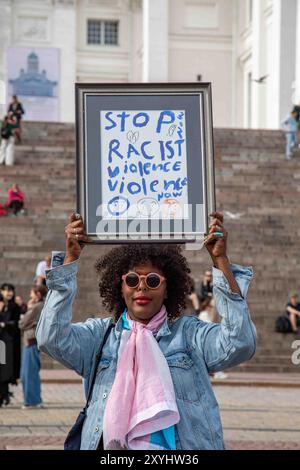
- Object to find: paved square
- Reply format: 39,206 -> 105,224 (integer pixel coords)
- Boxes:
0,382 -> 299,450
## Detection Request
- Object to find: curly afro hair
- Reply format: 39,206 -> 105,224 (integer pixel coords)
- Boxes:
95,244 -> 193,322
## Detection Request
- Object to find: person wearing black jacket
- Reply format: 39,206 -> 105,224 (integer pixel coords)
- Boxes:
7,95 -> 25,142
198,270 -> 213,302
0,283 -> 21,407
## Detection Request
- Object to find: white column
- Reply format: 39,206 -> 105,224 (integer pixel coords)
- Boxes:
278,0 -> 297,123
142,0 -> 168,82
0,0 -> 12,117
294,0 -> 300,104
231,0 -> 238,127
268,0 -> 281,128
251,0 -> 267,128
265,0 -> 297,128
53,0 -> 76,122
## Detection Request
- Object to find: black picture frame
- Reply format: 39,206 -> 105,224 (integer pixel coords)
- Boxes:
75,82 -> 215,245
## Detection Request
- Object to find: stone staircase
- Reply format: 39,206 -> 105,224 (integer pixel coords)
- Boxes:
0,122 -> 299,372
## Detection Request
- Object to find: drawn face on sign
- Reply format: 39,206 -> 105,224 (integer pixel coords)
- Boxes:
107,196 -> 130,216
161,198 -> 182,218
137,198 -> 159,218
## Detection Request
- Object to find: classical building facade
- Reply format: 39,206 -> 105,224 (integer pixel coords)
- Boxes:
0,0 -> 299,127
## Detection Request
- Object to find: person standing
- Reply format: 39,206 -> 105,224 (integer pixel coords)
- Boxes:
292,104 -> 300,147
0,114 -> 17,166
7,95 -> 25,142
282,109 -> 298,160
34,256 -> 51,286
198,297 -> 227,379
184,279 -> 200,316
0,284 -> 21,407
198,270 -> 213,302
15,295 -> 28,316
19,285 -> 47,408
36,211 -> 256,450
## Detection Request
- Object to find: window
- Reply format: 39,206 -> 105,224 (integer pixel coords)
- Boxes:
104,21 -> 118,45
87,20 -> 102,45
87,19 -> 119,45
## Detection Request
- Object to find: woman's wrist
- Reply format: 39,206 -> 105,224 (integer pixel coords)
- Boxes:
211,255 -> 230,270
211,255 -> 241,295
64,254 -> 79,265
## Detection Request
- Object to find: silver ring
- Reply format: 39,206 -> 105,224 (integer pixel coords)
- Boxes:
75,213 -> 81,220
73,228 -> 77,234
75,234 -> 79,240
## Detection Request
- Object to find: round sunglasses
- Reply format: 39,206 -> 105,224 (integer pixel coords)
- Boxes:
122,272 -> 166,290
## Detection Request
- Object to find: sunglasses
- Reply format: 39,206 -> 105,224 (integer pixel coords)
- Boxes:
122,272 -> 166,290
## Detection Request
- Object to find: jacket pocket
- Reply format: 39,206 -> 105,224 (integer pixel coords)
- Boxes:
166,352 -> 200,403
90,357 -> 111,404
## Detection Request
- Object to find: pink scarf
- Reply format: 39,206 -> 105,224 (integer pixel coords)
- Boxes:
103,305 -> 179,450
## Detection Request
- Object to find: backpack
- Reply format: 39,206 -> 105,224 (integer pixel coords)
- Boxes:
275,315 -> 292,333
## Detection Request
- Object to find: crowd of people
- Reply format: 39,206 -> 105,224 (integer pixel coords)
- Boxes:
189,269 -> 300,336
0,256 -> 50,408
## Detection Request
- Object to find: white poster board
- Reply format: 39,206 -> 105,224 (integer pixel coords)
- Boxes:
100,110 -> 189,220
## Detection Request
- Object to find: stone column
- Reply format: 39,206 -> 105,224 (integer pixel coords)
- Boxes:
278,0 -> 297,123
53,0 -> 76,122
251,0 -> 267,128
252,0 -> 297,128
0,0 -> 12,116
294,0 -> 300,104
142,0 -> 168,82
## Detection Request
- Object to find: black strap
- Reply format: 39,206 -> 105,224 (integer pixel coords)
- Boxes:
85,322 -> 114,409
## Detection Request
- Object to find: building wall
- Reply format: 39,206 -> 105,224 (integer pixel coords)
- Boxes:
0,0 -> 299,127
76,0 -> 131,83
168,0 -> 233,127
235,0 -> 299,129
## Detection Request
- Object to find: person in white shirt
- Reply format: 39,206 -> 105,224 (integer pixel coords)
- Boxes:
34,256 -> 51,286
198,297 -> 227,379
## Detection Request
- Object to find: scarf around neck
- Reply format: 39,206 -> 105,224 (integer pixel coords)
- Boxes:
103,305 -> 179,450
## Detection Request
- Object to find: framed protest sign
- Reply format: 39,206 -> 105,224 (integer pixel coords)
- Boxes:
75,83 -> 215,244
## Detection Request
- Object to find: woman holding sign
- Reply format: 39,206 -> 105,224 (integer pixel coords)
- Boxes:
36,212 -> 256,450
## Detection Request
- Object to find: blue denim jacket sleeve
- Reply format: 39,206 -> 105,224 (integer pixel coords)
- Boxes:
35,257 -> 108,379
191,263 -> 257,372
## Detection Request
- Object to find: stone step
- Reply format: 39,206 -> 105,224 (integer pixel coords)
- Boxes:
235,364 -> 298,373
1,122 -> 300,372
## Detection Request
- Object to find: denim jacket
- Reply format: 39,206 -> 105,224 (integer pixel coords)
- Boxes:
36,256 -> 256,450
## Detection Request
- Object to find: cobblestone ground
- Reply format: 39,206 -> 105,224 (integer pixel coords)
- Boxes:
0,383 -> 300,450
215,386 -> 300,450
